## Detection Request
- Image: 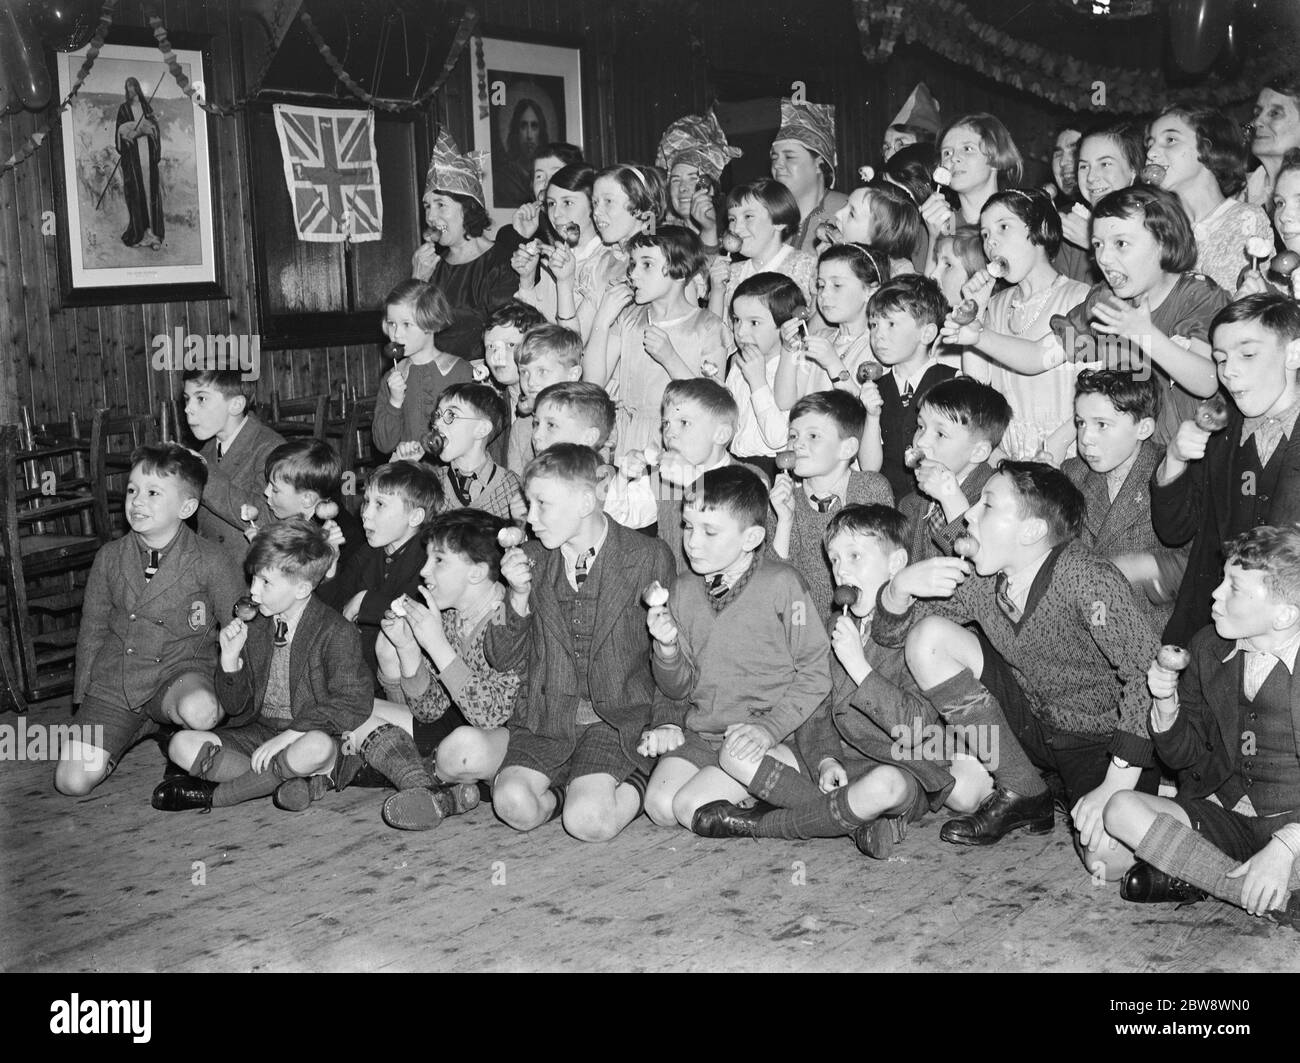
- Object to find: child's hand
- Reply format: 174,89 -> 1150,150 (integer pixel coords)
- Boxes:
736,345 -> 768,390
594,282 -> 633,327
392,440 -> 424,462
511,242 -> 541,283
778,318 -> 807,352
386,364 -> 408,407
638,724 -> 684,758
830,614 -> 869,675
500,545 -> 534,598
513,201 -> 542,239
723,722 -> 774,762
374,625 -> 401,676
919,191 -> 954,236
859,380 -> 883,417
219,617 -> 249,670
1090,293 -> 1153,343
818,757 -> 848,793
342,590 -> 366,623
642,326 -> 678,367
1060,210 -> 1090,250
1234,269 -> 1271,298
768,472 -> 796,525
541,242 -> 576,284
1168,419 -> 1210,465
890,557 -> 971,600
1146,659 -> 1180,704
250,730 -> 300,774
406,587 -> 449,653
707,253 -> 731,292
940,314 -> 982,347
914,459 -> 961,505
958,268 -> 997,306
1226,839 -> 1295,916
379,604 -> 418,651
803,335 -> 840,374
646,603 -> 679,648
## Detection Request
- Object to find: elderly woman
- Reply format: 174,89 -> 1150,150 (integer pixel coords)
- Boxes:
1244,77 -> 1300,207
769,97 -> 848,253
411,131 -> 518,362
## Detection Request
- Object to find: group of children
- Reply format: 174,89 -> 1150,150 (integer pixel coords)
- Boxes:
57,85 -> 1300,933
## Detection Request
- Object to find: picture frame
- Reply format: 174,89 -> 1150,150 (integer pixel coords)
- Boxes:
470,32 -> 584,228
50,28 -> 226,306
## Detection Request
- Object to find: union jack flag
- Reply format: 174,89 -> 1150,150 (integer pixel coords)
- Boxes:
272,105 -> 383,242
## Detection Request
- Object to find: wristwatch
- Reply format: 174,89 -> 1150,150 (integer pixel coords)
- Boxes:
1111,755 -> 1131,770
833,368 -> 850,382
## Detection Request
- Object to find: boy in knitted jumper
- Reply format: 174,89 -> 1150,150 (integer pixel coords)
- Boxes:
874,461 -> 1161,878
640,466 -> 831,830
428,383 -> 525,521
692,504 -> 994,856
895,377 -> 1008,564
769,389 -> 892,623
1103,526 -> 1300,930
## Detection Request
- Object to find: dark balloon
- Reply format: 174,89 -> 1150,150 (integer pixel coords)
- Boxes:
0,0 -> 52,114
29,0 -> 100,52
1168,0 -> 1231,74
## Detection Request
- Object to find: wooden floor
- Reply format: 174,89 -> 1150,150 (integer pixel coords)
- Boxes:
3,703 -> 1297,973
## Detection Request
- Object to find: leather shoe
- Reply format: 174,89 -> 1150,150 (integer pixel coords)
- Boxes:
273,773 -> 333,812
382,782 -> 481,830
853,814 -> 908,859
1120,860 -> 1207,904
151,775 -> 217,812
939,786 -> 1054,846
1267,893 -> 1300,932
691,799 -> 765,839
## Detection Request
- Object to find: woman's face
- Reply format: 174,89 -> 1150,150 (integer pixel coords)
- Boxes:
514,105 -> 543,159
726,195 -> 783,259
1251,88 -> 1300,161
882,129 -> 917,161
424,193 -> 466,246
545,185 -> 595,242
1076,134 -> 1136,205
1144,114 -> 1202,191
980,202 -> 1041,283
1272,170 -> 1300,252
940,125 -> 997,195
926,241 -> 971,309
532,154 -> 566,202
770,140 -> 821,200
834,188 -> 875,244
1052,129 -> 1082,194
591,175 -> 643,245
668,163 -> 704,220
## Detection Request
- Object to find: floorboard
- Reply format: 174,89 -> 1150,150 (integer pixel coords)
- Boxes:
2,702 -> 1297,973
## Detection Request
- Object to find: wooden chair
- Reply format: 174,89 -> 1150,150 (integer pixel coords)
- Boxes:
267,391 -> 329,441
0,423 -> 101,702
89,407 -> 161,543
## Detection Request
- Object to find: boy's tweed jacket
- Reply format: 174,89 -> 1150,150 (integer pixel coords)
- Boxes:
196,417 -> 286,567
896,462 -> 995,564
75,524 -> 245,709
872,540 -> 1161,767
484,518 -> 678,771
218,596 -> 372,736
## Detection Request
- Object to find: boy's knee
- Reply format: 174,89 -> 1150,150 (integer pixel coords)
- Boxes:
717,745 -> 760,784
670,790 -> 704,831
175,689 -> 220,732
1079,834 -> 1133,882
904,616 -> 957,682
168,730 -> 210,771
434,728 -> 477,779
644,791 -> 678,828
53,758 -> 105,797
294,730 -> 336,772
564,801 -> 619,842
492,780 -> 539,831
1102,789 -> 1146,840
858,765 -> 910,810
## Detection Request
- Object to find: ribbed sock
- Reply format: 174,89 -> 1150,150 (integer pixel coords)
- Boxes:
546,785 -> 566,822
360,724 -> 434,790
621,769 -> 650,815
754,785 -> 866,840
212,750 -> 296,808
190,740 -> 251,783
748,754 -> 823,807
1135,812 -> 1300,905
922,667 -> 1046,796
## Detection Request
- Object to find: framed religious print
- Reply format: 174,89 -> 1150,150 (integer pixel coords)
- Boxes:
470,32 -> 584,228
50,28 -> 225,306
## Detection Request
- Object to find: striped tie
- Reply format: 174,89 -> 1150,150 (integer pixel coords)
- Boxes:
706,574 -> 728,599
574,548 -> 594,587
995,575 -> 1022,622
144,549 -> 161,581
274,618 -> 289,647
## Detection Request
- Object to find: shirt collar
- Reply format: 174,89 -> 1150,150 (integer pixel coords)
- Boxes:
275,597 -> 310,641
1223,628 -> 1300,673
560,516 -> 610,567
219,415 -> 249,452
1240,399 -> 1300,446
1003,549 -> 1052,608
891,357 -> 938,394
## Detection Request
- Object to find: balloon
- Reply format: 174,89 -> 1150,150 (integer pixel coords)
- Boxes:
1168,0 -> 1231,74
28,0 -> 100,52
0,1 -> 52,111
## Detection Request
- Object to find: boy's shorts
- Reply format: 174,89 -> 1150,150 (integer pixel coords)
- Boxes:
659,729 -> 724,771
1171,798 -> 1300,864
841,751 -> 932,824
502,720 -> 639,786
73,668 -> 208,767
211,716 -> 297,757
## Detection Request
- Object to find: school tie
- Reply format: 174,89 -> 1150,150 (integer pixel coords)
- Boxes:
273,618 -> 289,647
143,549 -> 161,581
573,547 -> 595,587
926,502 -> 945,535
706,573 -> 728,600
448,467 -> 477,506
810,493 -> 839,513
901,382 -> 915,408
995,574 -> 1022,623
215,442 -> 224,463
